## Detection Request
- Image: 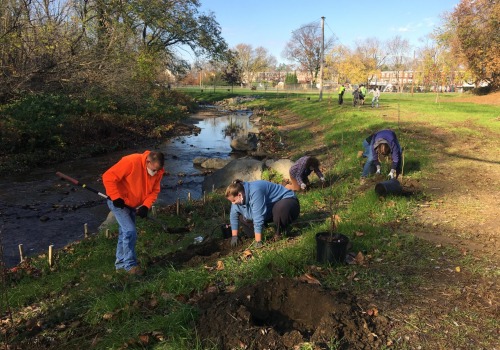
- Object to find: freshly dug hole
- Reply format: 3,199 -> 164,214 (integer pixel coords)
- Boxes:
196,277 -> 391,349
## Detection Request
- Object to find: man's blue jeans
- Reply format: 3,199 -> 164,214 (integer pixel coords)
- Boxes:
361,139 -> 376,177
107,200 -> 137,271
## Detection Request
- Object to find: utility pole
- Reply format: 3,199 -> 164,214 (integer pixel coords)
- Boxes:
319,16 -> 325,101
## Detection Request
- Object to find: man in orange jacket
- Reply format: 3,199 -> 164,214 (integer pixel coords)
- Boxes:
103,150 -> 165,275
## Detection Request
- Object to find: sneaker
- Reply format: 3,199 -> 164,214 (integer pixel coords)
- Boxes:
127,266 -> 144,276
357,151 -> 363,158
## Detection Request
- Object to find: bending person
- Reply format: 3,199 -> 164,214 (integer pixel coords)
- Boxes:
286,156 -> 325,191
103,150 -> 165,275
225,180 -> 300,248
361,129 -> 402,181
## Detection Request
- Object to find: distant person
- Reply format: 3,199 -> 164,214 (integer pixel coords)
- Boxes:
286,156 -> 325,191
103,151 -> 165,275
360,84 -> 367,105
338,84 -> 345,105
371,87 -> 380,108
225,180 -> 300,247
360,129 -> 402,182
352,86 -> 361,106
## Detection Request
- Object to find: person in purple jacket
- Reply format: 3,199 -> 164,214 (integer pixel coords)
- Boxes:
286,156 -> 325,191
361,129 -> 402,182
225,180 -> 300,247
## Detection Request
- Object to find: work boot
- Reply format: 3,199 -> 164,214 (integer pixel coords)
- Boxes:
357,151 -> 363,158
127,266 -> 144,276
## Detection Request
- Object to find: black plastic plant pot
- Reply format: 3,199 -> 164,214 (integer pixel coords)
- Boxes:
315,232 -> 349,264
375,179 -> 402,196
220,223 -> 232,239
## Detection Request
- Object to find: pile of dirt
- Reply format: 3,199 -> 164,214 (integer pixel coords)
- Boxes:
196,277 -> 392,349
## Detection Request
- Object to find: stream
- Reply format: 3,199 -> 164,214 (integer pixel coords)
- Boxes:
0,109 -> 254,267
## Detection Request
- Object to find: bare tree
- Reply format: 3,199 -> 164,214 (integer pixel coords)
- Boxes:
234,43 -> 276,85
354,37 -> 388,86
282,21 -> 335,84
386,35 -> 411,92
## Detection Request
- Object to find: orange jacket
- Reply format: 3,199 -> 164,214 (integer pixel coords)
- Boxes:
103,151 -> 164,208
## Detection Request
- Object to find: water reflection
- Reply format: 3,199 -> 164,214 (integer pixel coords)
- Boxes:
158,111 -> 253,204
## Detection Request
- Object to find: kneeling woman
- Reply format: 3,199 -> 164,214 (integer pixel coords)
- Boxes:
225,180 -> 300,247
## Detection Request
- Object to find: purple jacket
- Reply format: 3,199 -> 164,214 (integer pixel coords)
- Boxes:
367,129 -> 402,169
289,156 -> 324,186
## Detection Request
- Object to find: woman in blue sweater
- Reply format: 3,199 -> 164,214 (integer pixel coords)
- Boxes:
225,180 -> 300,247
361,129 -> 402,181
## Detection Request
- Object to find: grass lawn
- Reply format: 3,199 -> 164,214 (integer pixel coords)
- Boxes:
1,89 -> 498,349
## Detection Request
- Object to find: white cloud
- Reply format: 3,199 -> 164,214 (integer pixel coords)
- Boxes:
391,18 -> 436,33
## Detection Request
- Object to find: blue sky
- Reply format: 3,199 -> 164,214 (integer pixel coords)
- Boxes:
196,0 -> 460,63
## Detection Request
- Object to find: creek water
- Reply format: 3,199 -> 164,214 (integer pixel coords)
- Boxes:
0,109 -> 254,267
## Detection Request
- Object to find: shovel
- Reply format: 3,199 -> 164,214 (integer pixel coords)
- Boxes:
55,171 -> 176,233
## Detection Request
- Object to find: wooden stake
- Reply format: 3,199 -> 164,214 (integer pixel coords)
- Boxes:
212,184 -> 215,192
176,198 -> 180,216
187,192 -> 191,201
84,223 -> 88,238
48,245 -> 54,267
105,229 -> 110,238
203,191 -> 206,204
18,244 -> 24,263
151,205 -> 157,217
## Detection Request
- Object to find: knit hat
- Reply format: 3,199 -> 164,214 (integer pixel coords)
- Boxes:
373,138 -> 389,150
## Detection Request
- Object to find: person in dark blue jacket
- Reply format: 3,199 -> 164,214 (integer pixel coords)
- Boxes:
361,129 -> 402,181
225,180 -> 300,248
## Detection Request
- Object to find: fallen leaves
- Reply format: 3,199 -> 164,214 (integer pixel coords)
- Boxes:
297,273 -> 321,285
118,331 -> 166,349
366,307 -> 379,317
242,250 -> 253,260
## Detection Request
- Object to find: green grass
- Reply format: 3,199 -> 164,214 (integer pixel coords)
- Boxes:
2,89 -> 499,349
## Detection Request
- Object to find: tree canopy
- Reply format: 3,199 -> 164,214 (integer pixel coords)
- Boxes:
437,0 -> 500,89
0,0 -> 228,100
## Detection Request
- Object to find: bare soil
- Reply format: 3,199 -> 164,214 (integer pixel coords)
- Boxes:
197,277 -> 392,350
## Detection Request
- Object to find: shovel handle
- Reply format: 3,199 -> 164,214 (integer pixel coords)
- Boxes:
56,172 -> 79,185
56,171 -> 108,199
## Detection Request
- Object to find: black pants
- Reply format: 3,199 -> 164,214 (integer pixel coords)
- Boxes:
238,198 -> 300,237
338,93 -> 344,105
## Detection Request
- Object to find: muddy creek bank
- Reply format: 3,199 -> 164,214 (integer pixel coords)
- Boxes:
0,109 -> 254,267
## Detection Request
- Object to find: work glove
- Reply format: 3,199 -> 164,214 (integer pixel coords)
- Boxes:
136,205 -> 149,218
320,177 -> 325,182
375,165 -> 381,174
300,183 -> 307,190
230,236 -> 239,247
388,169 -> 397,179
113,198 -> 125,209
255,241 -> 263,249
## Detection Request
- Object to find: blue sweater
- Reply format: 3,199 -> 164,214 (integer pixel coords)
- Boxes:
369,129 -> 402,169
230,180 -> 296,234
